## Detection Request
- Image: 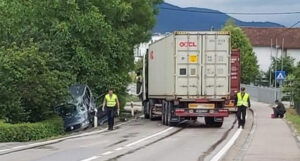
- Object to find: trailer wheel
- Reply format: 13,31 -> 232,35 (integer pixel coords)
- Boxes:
149,100 -> 155,121
143,101 -> 150,119
213,122 -> 223,127
205,117 -> 223,127
165,102 -> 170,126
161,102 -> 168,125
167,102 -> 176,126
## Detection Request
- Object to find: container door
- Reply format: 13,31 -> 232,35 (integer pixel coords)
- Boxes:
203,34 -> 230,96
175,35 -> 202,97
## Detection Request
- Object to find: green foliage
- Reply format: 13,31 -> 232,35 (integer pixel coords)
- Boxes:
293,66 -> 300,101
0,116 -> 64,142
286,109 -> 300,134
266,56 -> 295,85
222,20 -> 259,84
0,0 -> 162,122
0,45 -> 74,123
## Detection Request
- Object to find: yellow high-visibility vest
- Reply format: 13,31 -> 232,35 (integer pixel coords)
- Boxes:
237,92 -> 249,107
105,94 -> 118,107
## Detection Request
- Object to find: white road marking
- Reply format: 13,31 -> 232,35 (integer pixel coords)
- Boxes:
102,151 -> 113,156
0,121 -> 131,154
80,127 -> 174,161
81,156 -> 99,161
114,147 -> 123,151
125,127 -> 174,147
210,128 -> 243,161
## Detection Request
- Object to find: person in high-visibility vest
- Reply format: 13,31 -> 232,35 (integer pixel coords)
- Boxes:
234,87 -> 251,129
102,89 -> 120,130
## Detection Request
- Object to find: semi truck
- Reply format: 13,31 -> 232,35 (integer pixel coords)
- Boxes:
141,31 -> 234,127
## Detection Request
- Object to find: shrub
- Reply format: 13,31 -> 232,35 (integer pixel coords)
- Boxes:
0,45 -> 73,123
0,116 -> 64,142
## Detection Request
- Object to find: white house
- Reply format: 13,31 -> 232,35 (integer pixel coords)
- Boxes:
242,27 -> 300,72
134,33 -> 169,60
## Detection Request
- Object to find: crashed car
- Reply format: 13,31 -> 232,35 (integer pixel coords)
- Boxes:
55,84 -> 96,131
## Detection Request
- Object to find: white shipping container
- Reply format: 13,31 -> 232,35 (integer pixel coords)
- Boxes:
147,31 -> 231,99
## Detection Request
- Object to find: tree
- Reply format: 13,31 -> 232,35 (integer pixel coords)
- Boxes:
0,44 -> 74,123
265,56 -> 295,86
0,0 -> 162,122
222,20 -> 259,84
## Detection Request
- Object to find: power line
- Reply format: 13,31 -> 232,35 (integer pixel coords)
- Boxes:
159,7 -> 300,15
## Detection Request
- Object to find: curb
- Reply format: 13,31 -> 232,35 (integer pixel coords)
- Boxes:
0,118 -> 136,155
221,107 -> 256,161
283,119 -> 300,145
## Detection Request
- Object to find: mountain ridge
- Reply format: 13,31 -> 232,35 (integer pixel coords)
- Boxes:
153,3 -> 284,33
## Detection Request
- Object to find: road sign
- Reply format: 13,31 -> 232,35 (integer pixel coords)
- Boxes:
275,71 -> 286,80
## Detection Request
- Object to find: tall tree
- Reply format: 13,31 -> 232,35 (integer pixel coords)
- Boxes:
222,20 -> 259,84
0,0 -> 162,122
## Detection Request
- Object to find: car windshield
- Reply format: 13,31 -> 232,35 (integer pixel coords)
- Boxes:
60,104 -> 77,117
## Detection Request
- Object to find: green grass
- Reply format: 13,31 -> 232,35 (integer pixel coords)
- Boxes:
286,109 -> 300,135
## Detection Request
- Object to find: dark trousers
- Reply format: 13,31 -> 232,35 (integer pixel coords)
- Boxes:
236,105 -> 247,127
273,108 -> 284,118
106,107 -> 116,129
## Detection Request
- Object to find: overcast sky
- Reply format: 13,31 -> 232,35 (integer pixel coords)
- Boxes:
164,0 -> 300,27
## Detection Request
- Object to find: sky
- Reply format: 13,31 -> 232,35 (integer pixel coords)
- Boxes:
164,0 -> 300,27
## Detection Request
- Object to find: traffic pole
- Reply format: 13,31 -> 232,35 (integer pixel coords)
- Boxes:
94,108 -> 98,128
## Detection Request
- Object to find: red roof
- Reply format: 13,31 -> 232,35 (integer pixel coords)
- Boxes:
242,27 -> 300,49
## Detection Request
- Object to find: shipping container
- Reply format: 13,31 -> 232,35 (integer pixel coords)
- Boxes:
225,49 -> 241,112
148,31 -> 231,98
142,31 -> 231,127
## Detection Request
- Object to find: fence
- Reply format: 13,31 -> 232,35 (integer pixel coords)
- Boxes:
242,84 -> 282,104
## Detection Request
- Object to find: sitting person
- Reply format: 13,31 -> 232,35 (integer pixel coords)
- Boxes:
273,100 -> 286,118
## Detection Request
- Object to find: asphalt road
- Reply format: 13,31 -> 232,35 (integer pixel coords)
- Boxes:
0,115 -> 237,161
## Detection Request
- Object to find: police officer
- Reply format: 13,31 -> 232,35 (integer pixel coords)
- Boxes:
235,87 -> 251,129
102,89 -> 120,130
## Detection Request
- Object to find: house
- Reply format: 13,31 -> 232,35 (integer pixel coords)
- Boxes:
134,33 -> 169,60
242,27 -> 300,72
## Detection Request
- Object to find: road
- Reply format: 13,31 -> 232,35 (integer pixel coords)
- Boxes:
0,115 -> 237,161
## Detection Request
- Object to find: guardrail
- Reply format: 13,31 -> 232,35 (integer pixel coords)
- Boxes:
241,84 -> 282,104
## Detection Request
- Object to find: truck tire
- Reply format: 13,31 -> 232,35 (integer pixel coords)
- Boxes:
149,99 -> 155,121
213,121 -> 223,127
205,117 -> 223,127
167,102 -> 176,126
143,101 -> 150,119
165,102 -> 170,126
161,102 -> 167,125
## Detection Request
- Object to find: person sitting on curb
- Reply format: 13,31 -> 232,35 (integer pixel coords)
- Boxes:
273,100 -> 286,118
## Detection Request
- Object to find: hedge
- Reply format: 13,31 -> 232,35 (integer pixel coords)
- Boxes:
0,116 -> 64,142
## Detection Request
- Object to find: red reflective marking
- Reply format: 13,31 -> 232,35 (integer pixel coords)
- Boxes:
179,42 -> 197,47
150,51 -> 154,60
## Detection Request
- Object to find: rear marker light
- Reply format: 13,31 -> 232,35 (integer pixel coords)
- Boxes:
175,109 -> 185,113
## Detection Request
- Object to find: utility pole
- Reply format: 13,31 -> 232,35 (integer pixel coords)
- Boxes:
275,38 -> 278,100
269,39 -> 273,87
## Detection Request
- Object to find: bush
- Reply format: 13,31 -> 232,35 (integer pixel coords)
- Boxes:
0,45 -> 73,123
0,116 -> 64,142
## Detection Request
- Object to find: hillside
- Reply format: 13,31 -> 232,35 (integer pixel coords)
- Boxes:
153,3 -> 284,33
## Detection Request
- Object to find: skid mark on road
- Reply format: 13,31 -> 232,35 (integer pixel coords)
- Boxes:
106,139 -> 128,148
80,127 -> 176,161
105,127 -> 184,161
198,118 -> 237,161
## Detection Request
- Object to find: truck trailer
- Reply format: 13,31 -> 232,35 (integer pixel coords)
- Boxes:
142,31 -> 232,127
224,49 -> 241,112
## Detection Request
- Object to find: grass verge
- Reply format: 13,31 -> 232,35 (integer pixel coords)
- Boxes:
286,108 -> 300,135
